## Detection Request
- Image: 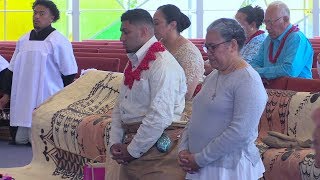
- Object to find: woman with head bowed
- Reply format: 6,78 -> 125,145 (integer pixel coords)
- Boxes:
153,4 -> 204,123
178,18 -> 267,180
153,4 -> 204,101
205,5 -> 266,75
235,5 -> 266,64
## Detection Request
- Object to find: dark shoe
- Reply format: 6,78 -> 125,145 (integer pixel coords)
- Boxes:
8,140 -> 31,146
8,140 -> 16,145
9,126 -> 18,141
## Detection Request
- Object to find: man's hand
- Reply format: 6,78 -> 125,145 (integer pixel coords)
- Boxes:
110,143 -> 135,164
178,150 -> 200,173
118,144 -> 136,163
0,94 -> 9,110
110,143 -> 124,164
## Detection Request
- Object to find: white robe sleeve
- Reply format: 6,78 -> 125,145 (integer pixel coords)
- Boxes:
51,32 -> 78,76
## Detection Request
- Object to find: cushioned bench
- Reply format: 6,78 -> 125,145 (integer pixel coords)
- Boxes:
74,52 -> 129,72
75,57 -> 120,77
265,76 -> 320,92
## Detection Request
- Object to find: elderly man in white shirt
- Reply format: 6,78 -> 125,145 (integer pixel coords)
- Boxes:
109,8 -> 187,180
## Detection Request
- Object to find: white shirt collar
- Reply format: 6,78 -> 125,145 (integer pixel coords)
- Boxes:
127,36 -> 158,68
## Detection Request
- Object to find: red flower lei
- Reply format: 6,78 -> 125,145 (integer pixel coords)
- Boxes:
245,30 -> 265,44
269,25 -> 299,63
124,42 -> 165,89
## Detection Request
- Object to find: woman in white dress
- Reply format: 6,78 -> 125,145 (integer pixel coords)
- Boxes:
178,18 -> 267,180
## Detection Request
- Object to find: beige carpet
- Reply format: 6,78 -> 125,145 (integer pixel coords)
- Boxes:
0,70 -> 123,180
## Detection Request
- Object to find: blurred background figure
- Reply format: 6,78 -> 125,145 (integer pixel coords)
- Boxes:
204,5 -> 265,75
235,5 -> 265,63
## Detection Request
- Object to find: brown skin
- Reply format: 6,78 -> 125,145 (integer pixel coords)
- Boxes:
235,12 -> 258,40
111,20 -> 154,164
33,5 -> 55,32
205,11 -> 260,76
178,150 -> 200,173
260,3 -> 290,84
0,5 -> 55,109
178,30 -> 247,173
120,21 -> 150,53
110,143 -> 135,164
153,9 -> 199,100
0,94 -> 9,110
264,4 -> 290,39
205,30 -> 244,74
153,10 -> 187,53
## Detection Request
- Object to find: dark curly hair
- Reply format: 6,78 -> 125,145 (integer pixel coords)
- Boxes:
32,0 -> 60,23
157,4 -> 191,33
237,5 -> 264,28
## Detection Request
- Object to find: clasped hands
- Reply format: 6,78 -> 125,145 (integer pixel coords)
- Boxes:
110,143 -> 136,165
178,150 -> 200,174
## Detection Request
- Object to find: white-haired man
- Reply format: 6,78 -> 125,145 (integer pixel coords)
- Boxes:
250,1 -> 313,80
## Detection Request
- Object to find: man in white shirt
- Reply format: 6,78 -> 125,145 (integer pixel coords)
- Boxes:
109,8 -> 187,180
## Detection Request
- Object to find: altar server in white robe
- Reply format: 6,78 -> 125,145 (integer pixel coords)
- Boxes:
0,1 -> 78,145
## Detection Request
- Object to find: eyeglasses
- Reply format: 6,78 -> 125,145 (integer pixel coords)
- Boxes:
203,40 -> 230,53
263,16 -> 283,26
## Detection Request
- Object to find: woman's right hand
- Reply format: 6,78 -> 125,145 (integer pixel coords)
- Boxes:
178,150 -> 200,173
0,94 -> 9,110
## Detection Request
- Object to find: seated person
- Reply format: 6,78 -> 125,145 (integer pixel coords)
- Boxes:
235,5 -> 266,63
250,1 -> 313,80
204,5 -> 265,75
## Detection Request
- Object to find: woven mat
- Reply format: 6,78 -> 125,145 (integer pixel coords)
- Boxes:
0,70 -> 123,180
